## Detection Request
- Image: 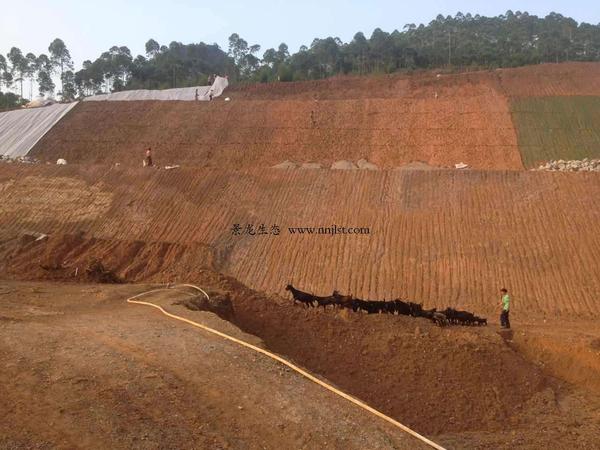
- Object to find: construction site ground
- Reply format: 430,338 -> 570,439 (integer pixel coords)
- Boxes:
1,62 -> 600,449
1,280 -> 599,449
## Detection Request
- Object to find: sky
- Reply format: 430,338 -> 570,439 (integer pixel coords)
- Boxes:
1,0 -> 599,71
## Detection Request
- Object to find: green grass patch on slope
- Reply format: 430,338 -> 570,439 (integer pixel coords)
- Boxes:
511,96 -> 600,168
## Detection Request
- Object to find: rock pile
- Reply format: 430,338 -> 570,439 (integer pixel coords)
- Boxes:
0,155 -> 39,164
272,159 -> 380,170
535,158 -> 600,172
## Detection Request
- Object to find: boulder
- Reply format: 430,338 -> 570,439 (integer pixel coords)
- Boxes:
331,160 -> 357,170
272,160 -> 298,169
357,159 -> 379,170
300,162 -> 322,169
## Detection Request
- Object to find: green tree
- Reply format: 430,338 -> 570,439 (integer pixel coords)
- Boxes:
228,33 -> 261,78
7,10 -> 600,96
36,54 -> 55,96
0,54 -> 7,91
145,39 -> 160,58
24,53 -> 37,99
48,38 -> 74,97
7,47 -> 26,99
0,91 -> 23,110
61,70 -> 77,100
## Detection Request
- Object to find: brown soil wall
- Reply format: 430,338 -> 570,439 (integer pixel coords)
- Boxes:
25,63 -> 600,170
30,89 -> 520,170
1,165 -> 599,318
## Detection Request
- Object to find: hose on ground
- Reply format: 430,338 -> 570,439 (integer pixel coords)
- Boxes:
127,284 -> 446,450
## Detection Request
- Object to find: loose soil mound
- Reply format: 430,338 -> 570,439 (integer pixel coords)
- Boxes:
0,233 -> 214,283
195,270 -> 551,435
0,281 -> 429,449
357,158 -> 379,170
1,165 -> 599,318
271,160 -> 297,169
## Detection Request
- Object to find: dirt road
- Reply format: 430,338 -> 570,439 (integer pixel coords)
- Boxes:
0,281 -> 430,450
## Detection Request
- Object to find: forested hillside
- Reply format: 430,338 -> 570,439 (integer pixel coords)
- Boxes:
2,10 -> 600,105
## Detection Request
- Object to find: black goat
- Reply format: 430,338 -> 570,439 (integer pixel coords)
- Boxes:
313,294 -> 336,310
408,302 -> 424,317
332,290 -> 353,308
287,285 -> 486,327
474,317 -> 487,326
443,307 -> 478,326
419,308 -> 437,319
431,311 -> 449,327
391,299 -> 411,316
285,284 -> 315,308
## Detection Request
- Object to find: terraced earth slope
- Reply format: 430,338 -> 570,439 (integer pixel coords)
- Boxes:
3,63 -> 600,449
28,62 -> 600,171
30,85 -> 520,170
1,165 -> 599,318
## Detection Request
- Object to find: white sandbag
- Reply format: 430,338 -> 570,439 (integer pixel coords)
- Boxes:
331,160 -> 357,170
272,160 -> 297,169
300,162 -> 322,169
26,96 -> 56,108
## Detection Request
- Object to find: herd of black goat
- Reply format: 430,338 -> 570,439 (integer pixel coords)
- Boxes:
285,284 -> 487,327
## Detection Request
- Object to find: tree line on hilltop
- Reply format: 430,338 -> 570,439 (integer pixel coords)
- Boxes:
2,11 -> 600,108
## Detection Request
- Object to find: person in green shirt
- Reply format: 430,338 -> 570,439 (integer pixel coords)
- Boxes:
500,288 -> 511,329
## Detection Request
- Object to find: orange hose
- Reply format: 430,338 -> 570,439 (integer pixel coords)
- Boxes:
127,284 -> 446,450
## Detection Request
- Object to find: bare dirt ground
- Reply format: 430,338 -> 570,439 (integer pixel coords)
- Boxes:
0,280 -> 430,450
2,63 -> 599,449
1,280 -> 599,450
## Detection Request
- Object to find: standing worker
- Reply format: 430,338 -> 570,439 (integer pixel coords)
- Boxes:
144,147 -> 153,167
500,288 -> 511,329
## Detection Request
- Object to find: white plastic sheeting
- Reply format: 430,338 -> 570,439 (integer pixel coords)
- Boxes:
0,102 -> 78,158
26,96 -> 56,108
84,76 -> 228,102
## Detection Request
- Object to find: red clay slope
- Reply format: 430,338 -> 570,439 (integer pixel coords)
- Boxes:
1,165 -> 599,318
30,71 -> 522,170
29,63 -> 600,171
227,62 -> 600,99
